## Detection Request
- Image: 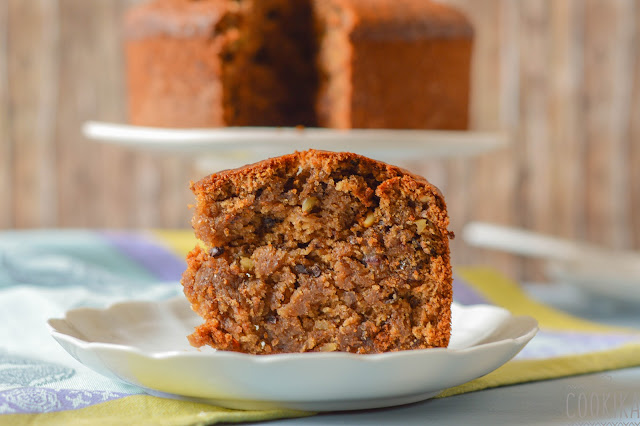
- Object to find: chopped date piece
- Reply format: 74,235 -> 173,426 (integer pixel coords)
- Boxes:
294,263 -> 322,278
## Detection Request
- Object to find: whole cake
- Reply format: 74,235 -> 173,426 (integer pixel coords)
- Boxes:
182,150 -> 454,354
124,0 -> 473,129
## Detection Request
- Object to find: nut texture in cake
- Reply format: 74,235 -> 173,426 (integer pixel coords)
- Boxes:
182,150 -> 453,354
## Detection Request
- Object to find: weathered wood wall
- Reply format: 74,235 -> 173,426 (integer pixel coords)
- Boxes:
1,0 -> 639,280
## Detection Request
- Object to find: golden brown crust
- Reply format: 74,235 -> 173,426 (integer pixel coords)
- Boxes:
192,149 -> 443,199
183,150 -> 453,354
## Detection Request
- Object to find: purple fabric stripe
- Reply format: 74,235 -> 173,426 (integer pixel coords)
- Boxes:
0,388 -> 130,414
517,330 -> 640,359
452,277 -> 490,306
533,331 -> 639,345
101,232 -> 186,282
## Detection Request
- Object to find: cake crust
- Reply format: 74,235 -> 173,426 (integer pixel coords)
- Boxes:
314,0 -> 473,129
182,150 -> 453,354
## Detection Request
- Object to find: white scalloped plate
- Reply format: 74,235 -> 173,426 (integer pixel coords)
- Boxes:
47,297 -> 537,411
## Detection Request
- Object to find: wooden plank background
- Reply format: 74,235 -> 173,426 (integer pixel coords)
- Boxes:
1,0 -> 638,281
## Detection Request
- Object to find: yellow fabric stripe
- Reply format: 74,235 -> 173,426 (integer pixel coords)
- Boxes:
456,267 -> 633,334
152,230 -> 199,258
437,343 -> 640,398
2,394 -> 313,426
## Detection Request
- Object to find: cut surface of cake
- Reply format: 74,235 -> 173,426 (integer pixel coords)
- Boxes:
124,0 -> 320,128
124,0 -> 472,129
182,150 -> 454,354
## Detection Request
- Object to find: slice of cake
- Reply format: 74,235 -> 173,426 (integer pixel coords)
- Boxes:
124,0 -> 472,129
182,150 -> 454,354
